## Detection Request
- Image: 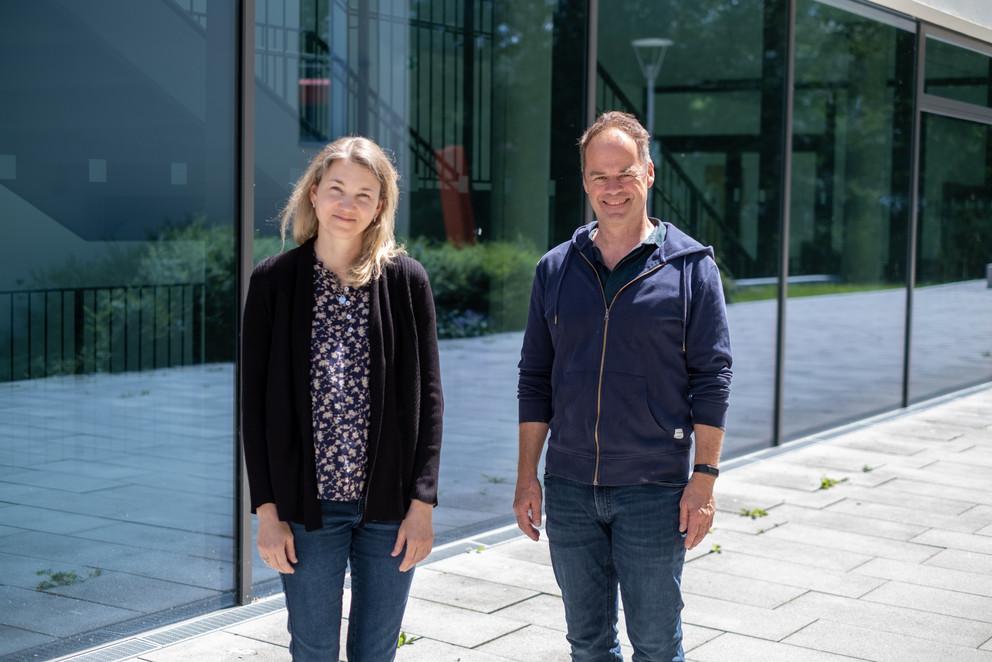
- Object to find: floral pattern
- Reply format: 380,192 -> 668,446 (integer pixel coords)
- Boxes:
310,255 -> 371,502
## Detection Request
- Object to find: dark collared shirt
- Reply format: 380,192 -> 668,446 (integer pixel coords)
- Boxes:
586,220 -> 666,304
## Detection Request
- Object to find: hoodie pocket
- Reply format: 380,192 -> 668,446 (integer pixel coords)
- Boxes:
598,372 -> 673,457
551,370 -> 598,446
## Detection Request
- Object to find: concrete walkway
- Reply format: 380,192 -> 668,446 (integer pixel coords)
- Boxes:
61,385 -> 992,662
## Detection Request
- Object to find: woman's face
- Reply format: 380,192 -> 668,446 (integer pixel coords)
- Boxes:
310,159 -> 383,243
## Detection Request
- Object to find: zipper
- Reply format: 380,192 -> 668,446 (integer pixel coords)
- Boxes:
576,250 -> 665,485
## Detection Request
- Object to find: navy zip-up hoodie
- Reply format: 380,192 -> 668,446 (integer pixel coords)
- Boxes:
518,220 -> 732,486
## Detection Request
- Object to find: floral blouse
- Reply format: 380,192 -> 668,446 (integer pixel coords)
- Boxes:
310,256 -> 371,502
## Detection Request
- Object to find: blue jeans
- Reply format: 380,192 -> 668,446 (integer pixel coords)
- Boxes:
545,475 -> 687,662
281,500 -> 413,662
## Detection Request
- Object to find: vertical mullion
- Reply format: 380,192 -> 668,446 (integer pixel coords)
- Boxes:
772,0 -> 796,447
584,0 -> 599,224
236,0 -> 256,606
903,24 -> 926,407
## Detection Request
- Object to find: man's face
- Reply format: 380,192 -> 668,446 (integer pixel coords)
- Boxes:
582,128 -> 655,227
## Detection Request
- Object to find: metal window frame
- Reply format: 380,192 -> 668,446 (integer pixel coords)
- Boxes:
236,0 -> 255,605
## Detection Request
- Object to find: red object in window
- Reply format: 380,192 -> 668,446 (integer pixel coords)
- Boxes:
435,145 -> 476,246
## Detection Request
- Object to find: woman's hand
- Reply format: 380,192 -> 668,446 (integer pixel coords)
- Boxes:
391,499 -> 434,572
256,503 -> 297,574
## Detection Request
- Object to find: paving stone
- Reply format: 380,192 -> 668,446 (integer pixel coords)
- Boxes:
0,584 -> 139,637
764,523 -> 942,563
863,580 -> 992,622
703,528 -> 872,571
925,549 -> 992,575
978,523 -> 992,536
835,435 -> 929,456
225,611 -> 290,648
784,619 -> 992,662
394,637 -> 509,661
427,550 -> 561,595
399,597 -> 527,648
487,537 -> 553,567
769,503 -> 928,540
492,594 -> 567,633
715,479 -> 844,510
682,565 -> 805,608
139,631 -> 288,661
854,557 -> 992,597
0,625 -> 56,657
826,497 -> 991,533
833,483 -> 979,516
873,421 -> 965,442
45,569 -> 220,613
682,624 -> 724,652
0,504 -> 119,535
776,590 -> 992,647
912,529 -> 992,555
709,510 -> 786,535
689,632 -> 866,662
474,624 -> 633,661
681,594 -> 816,641
409,569 -> 538,613
882,477 -> 992,506
688,549 -> 883,597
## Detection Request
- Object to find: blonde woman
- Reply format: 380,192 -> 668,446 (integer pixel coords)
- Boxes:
241,136 -> 443,661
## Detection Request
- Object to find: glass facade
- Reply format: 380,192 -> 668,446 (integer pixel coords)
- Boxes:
0,0 -> 238,657
1,0 -> 990,658
784,1 -> 915,437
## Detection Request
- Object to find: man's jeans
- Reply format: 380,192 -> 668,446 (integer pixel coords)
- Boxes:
545,474 -> 687,662
281,500 -> 413,662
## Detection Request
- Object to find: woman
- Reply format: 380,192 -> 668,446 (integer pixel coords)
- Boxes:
241,136 -> 443,662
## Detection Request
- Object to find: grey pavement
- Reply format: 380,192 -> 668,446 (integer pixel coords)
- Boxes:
0,280 -> 989,657
53,385 -> 992,662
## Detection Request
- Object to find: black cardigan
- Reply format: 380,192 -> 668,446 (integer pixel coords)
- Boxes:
240,239 -> 444,531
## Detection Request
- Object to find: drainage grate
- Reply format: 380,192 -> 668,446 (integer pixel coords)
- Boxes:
56,596 -> 286,662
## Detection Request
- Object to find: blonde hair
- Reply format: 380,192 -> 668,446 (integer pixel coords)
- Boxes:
280,136 -> 404,286
579,111 -> 651,173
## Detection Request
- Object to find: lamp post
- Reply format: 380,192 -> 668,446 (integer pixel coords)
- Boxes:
631,37 -> 673,157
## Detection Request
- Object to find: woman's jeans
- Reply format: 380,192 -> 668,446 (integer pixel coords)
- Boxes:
281,500 -> 413,662
545,475 -> 687,662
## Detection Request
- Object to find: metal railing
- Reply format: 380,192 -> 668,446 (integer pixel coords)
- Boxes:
1,283 -> 204,382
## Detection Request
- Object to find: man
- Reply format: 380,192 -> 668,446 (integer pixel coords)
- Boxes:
513,111 -> 732,662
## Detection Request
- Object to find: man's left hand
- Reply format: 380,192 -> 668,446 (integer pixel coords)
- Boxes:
679,474 -> 716,550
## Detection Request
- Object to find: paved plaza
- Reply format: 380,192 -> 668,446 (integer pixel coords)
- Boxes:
0,281 -> 988,658
57,385 -> 992,661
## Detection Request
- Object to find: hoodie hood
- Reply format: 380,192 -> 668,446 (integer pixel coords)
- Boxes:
570,219 -> 714,265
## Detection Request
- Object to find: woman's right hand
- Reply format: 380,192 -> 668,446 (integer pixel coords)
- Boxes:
256,503 -> 297,574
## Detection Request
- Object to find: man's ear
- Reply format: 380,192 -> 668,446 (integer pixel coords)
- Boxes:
645,160 -> 656,189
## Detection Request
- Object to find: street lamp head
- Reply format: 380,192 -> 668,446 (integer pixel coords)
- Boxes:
631,37 -> 674,81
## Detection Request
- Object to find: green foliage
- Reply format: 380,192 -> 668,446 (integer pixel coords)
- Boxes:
739,507 -> 768,520
819,476 -> 848,490
406,239 -> 541,338
709,544 -> 722,555
36,567 -> 101,591
727,281 -> 903,304
862,464 -> 874,473
482,473 -> 508,484
396,631 -> 420,648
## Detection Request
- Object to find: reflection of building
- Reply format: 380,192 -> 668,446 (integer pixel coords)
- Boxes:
0,0 -> 990,659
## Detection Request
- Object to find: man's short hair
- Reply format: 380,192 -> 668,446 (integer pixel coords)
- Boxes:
579,111 -> 651,173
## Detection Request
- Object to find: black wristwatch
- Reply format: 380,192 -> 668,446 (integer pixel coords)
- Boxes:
693,463 -> 720,478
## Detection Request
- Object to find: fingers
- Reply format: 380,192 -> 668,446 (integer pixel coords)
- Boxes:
259,543 -> 295,574
391,528 -> 407,558
397,535 -> 432,572
513,480 -> 543,541
285,536 -> 298,565
678,497 -> 689,534
683,510 -> 714,550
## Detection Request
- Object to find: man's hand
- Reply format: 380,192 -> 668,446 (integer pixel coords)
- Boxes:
679,473 -> 716,550
256,503 -> 297,574
513,475 -> 543,541
392,499 -> 434,572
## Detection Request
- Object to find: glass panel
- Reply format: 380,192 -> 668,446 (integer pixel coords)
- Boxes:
0,1 -> 237,658
783,0 -> 914,438
911,114 -> 992,400
251,0 -> 559,590
925,36 -> 992,108
597,1 -> 786,455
